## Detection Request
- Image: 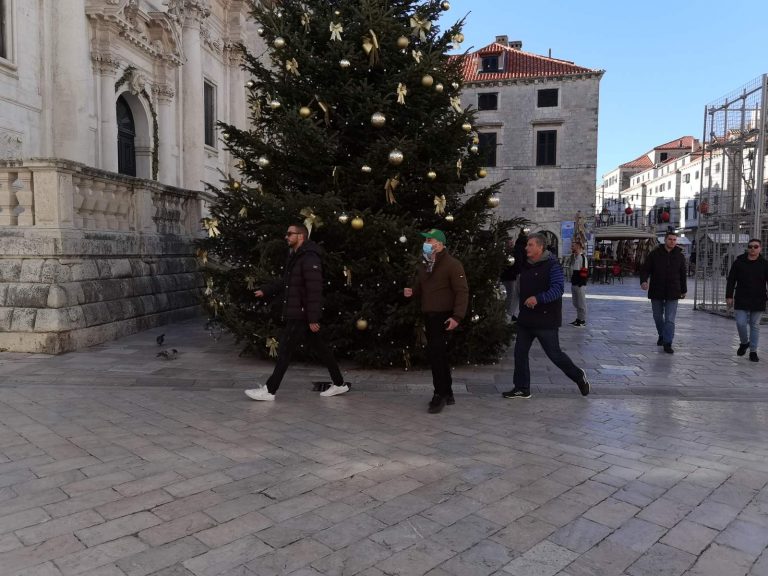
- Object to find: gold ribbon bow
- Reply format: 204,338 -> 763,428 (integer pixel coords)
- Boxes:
300,207 -> 322,236
397,83 -> 407,105
245,276 -> 256,290
286,58 -> 300,76
433,195 -> 446,215
204,277 -> 214,296
384,175 -> 400,204
409,16 -> 431,41
202,217 -> 220,237
343,266 -> 353,287
411,50 -> 423,63
450,96 -> 463,114
251,100 -> 261,119
329,22 -> 343,42
266,337 -> 279,358
456,158 -> 463,178
196,248 -> 208,265
301,12 -> 311,33
362,30 -> 380,66
238,206 -> 248,218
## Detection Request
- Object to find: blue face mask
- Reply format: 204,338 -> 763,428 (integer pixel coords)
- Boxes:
422,242 -> 433,255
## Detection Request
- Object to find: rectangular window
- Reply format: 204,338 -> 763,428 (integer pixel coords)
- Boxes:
204,80 -> 216,148
536,191 -> 555,208
537,89 -> 558,107
536,130 -> 557,166
0,0 -> 7,60
684,174 -> 690,183
660,152 -> 668,161
481,56 -> 500,72
695,171 -> 699,179
477,132 -> 497,167
477,93 -> 498,111
715,162 -> 720,173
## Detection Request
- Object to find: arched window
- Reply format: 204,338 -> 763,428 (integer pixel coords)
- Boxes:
117,95 -> 136,177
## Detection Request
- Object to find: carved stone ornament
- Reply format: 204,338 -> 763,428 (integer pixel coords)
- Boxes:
0,131 -> 23,160
164,0 -> 211,23
127,69 -> 146,95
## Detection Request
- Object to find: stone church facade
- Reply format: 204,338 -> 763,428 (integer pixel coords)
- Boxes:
0,0 -> 263,353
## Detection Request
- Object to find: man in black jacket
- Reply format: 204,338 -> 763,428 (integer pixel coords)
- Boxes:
501,233 -> 590,399
245,224 -> 348,401
726,238 -> 768,362
640,231 -> 687,354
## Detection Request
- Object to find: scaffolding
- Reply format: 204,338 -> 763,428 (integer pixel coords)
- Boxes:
694,74 -> 768,315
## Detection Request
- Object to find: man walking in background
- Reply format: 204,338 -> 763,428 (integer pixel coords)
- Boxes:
245,224 -> 349,401
404,229 -> 469,414
569,240 -> 588,326
726,238 -> 768,362
640,231 -> 687,354
502,233 -> 590,399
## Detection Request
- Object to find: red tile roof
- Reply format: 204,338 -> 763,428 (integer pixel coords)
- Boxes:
620,155 -> 654,169
455,42 -> 602,83
655,136 -> 697,151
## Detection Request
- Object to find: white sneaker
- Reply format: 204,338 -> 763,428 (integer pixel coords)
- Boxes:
319,384 -> 349,397
245,387 -> 275,401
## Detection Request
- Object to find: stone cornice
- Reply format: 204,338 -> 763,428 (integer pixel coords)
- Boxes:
152,84 -> 176,102
464,71 -> 604,88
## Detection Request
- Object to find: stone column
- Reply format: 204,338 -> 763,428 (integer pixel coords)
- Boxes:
98,59 -> 120,173
154,85 -> 176,185
180,2 -> 210,192
227,45 -> 245,172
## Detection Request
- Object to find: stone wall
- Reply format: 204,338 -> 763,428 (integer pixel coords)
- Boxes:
0,159 -> 203,354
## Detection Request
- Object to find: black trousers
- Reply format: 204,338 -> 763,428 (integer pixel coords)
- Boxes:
513,325 -> 582,393
424,312 -> 454,398
265,320 -> 344,394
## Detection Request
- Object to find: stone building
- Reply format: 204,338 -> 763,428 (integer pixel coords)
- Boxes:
459,35 -> 603,254
0,0 -> 262,353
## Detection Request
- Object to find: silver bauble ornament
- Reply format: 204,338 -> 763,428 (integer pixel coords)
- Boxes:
461,122 -> 472,132
269,100 -> 281,110
273,37 -> 286,49
435,83 -> 444,93
507,255 -> 515,265
257,156 -> 270,168
338,212 -> 349,224
245,80 -> 255,89
388,149 -> 404,165
361,165 -> 372,173
441,0 -> 451,9
445,214 -> 454,222
339,58 -> 351,69
470,145 -> 479,153
451,81 -> 459,90
370,112 -> 386,128
471,314 -> 480,323
427,170 -> 437,180
399,235 -> 407,243
487,194 -> 500,208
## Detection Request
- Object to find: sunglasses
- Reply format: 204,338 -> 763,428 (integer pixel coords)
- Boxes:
748,244 -> 760,249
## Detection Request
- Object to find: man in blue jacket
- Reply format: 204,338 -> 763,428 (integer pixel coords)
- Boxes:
245,224 -> 349,401
726,238 -> 768,362
502,233 -> 590,399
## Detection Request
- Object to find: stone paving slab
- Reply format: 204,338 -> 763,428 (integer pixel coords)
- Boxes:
2,283 -> 768,575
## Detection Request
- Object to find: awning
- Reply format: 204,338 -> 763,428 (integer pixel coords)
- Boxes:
593,224 -> 657,240
706,233 -> 750,244
658,236 -> 692,244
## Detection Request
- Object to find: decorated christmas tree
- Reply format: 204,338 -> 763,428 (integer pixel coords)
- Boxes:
199,0 -> 523,368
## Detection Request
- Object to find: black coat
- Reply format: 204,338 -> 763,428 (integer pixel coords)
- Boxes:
640,245 -> 687,300
263,240 -> 324,323
726,254 -> 768,311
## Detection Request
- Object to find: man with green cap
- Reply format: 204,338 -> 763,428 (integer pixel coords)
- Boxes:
404,229 -> 469,413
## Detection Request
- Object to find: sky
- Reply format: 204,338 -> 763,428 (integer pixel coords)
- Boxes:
439,0 -> 768,182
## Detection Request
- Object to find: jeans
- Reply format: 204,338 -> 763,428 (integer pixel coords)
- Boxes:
735,309 -> 762,352
266,320 -> 344,394
651,299 -> 678,344
571,285 -> 587,322
424,312 -> 454,398
503,279 -> 520,318
513,325 -> 583,392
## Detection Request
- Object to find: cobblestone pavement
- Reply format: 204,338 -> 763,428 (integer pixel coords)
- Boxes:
1,283 -> 768,576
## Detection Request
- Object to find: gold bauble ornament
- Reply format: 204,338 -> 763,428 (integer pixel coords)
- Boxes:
269,100 -> 281,110
299,106 -> 311,118
370,112 -> 386,128
222,132 -> 230,140
356,318 -> 368,331
351,216 -> 364,230
461,122 -> 472,132
421,74 -> 434,87
487,194 -> 500,208
453,33 -> 464,44
472,135 -> 480,145
257,156 -> 270,168
478,167 -> 488,178
445,214 -> 454,222
339,58 -> 351,69
232,181 -> 241,190
361,165 -> 372,173
273,37 -> 286,49
338,212 -> 349,224
427,170 -> 437,180
441,0 -> 451,9
396,36 -> 410,49
388,149 -> 404,165
470,145 -> 479,153
435,83 -> 444,93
